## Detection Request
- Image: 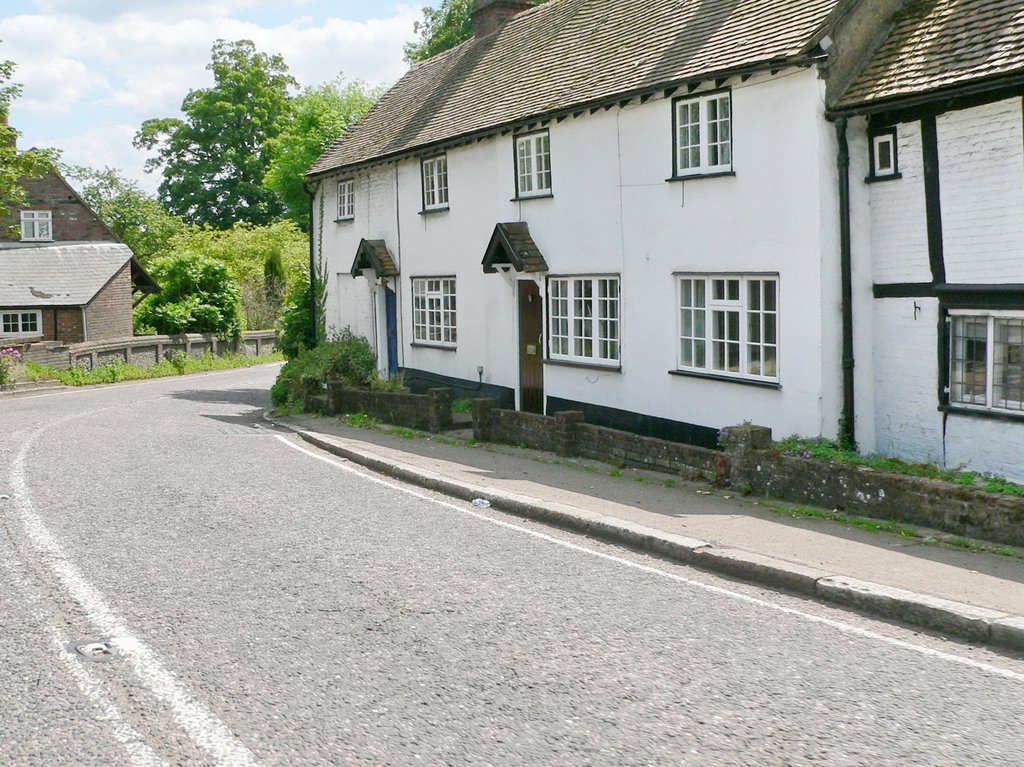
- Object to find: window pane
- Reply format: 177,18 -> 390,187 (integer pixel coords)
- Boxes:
994,318 -> 1024,410
951,316 -> 988,405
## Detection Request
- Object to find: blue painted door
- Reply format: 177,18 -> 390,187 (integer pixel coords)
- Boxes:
385,286 -> 399,377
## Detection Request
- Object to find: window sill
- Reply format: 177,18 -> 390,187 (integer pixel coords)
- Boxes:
410,342 -> 457,352
940,403 -> 1024,424
20,239 -> 54,243
669,369 -> 781,389
334,217 -> 354,224
666,171 -> 735,183
511,193 -> 554,202
418,206 -> 450,216
865,172 -> 902,184
545,358 -> 621,373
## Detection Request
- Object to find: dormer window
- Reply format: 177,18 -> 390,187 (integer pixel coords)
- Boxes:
514,131 -> 552,199
421,155 -> 449,212
21,210 -> 52,241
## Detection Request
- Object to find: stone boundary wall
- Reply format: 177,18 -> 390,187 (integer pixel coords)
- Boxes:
22,331 -> 278,370
312,381 -> 453,434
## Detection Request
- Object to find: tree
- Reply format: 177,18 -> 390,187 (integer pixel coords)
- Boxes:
0,46 -> 58,232
264,78 -> 382,229
403,0 -> 547,63
65,166 -> 186,263
134,253 -> 242,336
134,39 -> 296,229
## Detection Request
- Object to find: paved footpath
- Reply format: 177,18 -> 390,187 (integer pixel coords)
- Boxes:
273,412 -> 1024,653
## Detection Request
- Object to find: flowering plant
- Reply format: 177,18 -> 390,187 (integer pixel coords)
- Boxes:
0,347 -> 24,386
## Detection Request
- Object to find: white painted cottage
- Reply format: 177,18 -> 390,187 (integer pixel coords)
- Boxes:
307,0 -> 902,450
831,0 -> 1024,480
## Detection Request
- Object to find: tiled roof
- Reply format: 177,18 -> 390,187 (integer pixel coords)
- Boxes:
351,239 -> 399,278
836,0 -> 1024,110
482,222 -> 549,273
309,0 -> 838,175
0,242 -> 135,307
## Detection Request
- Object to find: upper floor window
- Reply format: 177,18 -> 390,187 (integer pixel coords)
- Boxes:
412,276 -> 457,347
677,274 -> 778,382
515,131 -> 551,199
950,311 -> 1024,413
337,180 -> 355,220
1,310 -> 41,337
868,128 -> 900,181
548,275 -> 620,366
673,91 -> 732,177
421,155 -> 449,211
21,210 -> 52,241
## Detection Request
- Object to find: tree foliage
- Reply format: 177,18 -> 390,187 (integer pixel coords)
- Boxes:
0,46 -> 59,231
403,0 -> 546,63
134,39 -> 296,229
134,253 -> 242,336
65,165 -> 186,263
264,78 -> 382,229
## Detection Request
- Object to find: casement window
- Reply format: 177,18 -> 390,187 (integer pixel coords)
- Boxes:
1,310 -> 41,337
548,276 -> 620,366
20,210 -> 52,241
868,128 -> 899,180
412,277 -> 457,347
677,275 -> 778,382
337,180 -> 355,220
950,312 -> 1024,413
421,155 -> 449,211
673,91 -> 732,177
514,131 -> 552,198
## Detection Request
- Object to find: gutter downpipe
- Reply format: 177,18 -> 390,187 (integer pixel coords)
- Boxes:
835,116 -> 856,450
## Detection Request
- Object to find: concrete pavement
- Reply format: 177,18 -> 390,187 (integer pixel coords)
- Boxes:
269,411 -> 1024,654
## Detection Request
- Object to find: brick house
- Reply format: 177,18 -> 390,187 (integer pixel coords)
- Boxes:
0,165 -> 159,345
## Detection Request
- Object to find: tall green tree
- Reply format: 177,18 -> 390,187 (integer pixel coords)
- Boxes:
134,39 -> 296,229
65,166 -> 186,263
0,46 -> 58,230
264,77 -> 382,229
404,0 -> 546,63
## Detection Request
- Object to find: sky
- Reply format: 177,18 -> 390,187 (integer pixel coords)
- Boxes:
0,1 -> 438,192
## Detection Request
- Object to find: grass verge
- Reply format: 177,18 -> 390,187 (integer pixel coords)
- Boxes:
27,351 -> 284,387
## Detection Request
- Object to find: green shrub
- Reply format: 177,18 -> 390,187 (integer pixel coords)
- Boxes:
134,253 -> 242,337
277,274 -> 316,359
271,331 -> 377,408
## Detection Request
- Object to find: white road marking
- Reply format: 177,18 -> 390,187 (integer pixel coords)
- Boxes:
276,434 -> 1024,685
8,410 -> 260,767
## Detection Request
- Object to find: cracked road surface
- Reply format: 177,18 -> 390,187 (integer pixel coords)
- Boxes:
2,364 -> 1024,766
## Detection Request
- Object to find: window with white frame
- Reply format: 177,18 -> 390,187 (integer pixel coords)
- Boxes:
869,128 -> 899,179
950,311 -> 1024,412
1,310 -> 41,336
548,276 -> 619,365
20,210 -> 52,241
337,180 -> 355,220
515,131 -> 551,198
677,274 -> 778,382
412,277 -> 457,346
421,155 -> 449,210
673,91 -> 732,177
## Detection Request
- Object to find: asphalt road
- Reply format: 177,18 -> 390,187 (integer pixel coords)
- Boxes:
3,364 -> 1024,766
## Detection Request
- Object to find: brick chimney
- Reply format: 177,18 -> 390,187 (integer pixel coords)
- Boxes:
472,0 -> 535,37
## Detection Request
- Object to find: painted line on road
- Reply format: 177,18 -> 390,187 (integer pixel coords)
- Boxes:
276,434 -> 1024,684
8,408 -> 261,767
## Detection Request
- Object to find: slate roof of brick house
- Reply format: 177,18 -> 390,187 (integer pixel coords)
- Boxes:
835,0 -> 1024,110
0,243 -> 158,307
308,0 -> 839,176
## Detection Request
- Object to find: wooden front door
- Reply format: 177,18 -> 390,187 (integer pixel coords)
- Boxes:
518,280 -> 544,413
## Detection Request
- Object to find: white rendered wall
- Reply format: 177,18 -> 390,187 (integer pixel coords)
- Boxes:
945,417 -> 1024,483
319,67 -> 842,438
939,98 -> 1024,284
869,121 -> 931,285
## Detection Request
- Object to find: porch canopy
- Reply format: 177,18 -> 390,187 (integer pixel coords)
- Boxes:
350,239 -> 399,279
481,222 -> 548,274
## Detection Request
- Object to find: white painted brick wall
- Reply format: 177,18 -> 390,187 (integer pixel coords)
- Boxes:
870,121 -> 931,284
938,98 -> 1024,283
945,416 -> 1024,484
872,298 -> 944,464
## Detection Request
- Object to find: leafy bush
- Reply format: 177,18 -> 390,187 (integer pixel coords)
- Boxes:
277,274 -> 316,359
271,331 -> 377,408
134,253 -> 242,337
0,346 -> 24,386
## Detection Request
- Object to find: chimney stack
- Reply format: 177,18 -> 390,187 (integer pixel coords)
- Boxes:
471,0 -> 535,37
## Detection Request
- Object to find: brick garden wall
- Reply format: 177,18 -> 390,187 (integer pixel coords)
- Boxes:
315,382 -> 453,434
